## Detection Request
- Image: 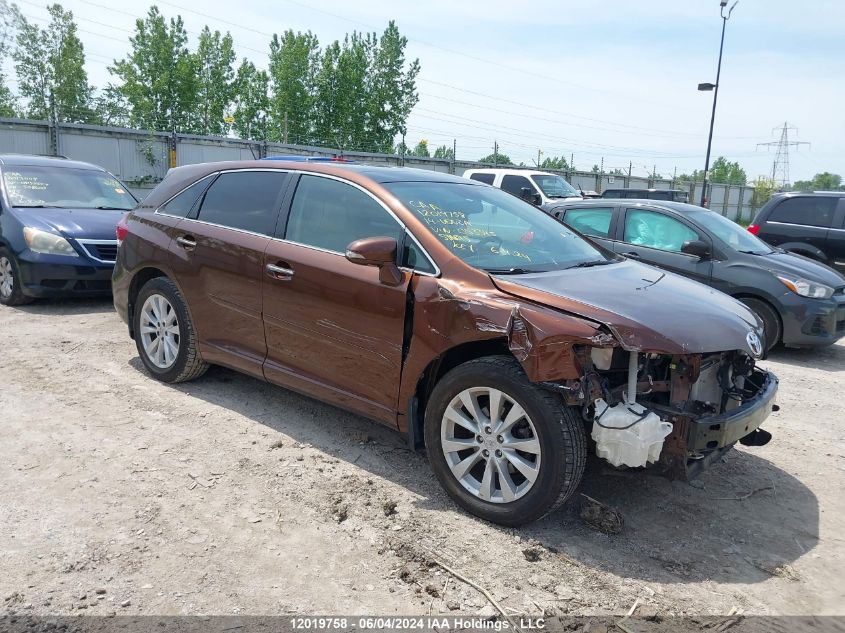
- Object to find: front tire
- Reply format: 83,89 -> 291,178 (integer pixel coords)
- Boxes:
424,356 -> 586,526
133,277 -> 208,383
0,248 -> 34,306
739,297 -> 781,351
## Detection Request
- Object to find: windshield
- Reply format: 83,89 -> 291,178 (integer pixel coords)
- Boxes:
693,210 -> 772,255
530,174 -> 579,199
386,181 -> 611,273
2,166 -> 137,210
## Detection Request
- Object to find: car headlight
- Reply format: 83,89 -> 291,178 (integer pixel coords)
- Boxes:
776,273 -> 834,299
23,227 -> 79,257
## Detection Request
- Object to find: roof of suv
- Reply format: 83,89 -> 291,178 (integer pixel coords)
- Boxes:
770,191 -> 845,197
463,168 -> 557,178
141,161 -> 482,209
0,153 -> 103,170
553,197 -> 709,215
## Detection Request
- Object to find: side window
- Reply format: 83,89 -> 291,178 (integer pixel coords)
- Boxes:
469,173 -> 495,185
769,197 -> 836,228
160,178 -> 211,218
625,190 -> 642,199
563,207 -> 614,238
501,175 -> 534,196
195,171 -> 287,235
624,209 -> 700,253
286,175 -> 404,253
602,191 -> 622,198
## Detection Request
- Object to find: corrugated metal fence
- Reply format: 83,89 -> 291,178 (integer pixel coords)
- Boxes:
0,117 -> 756,222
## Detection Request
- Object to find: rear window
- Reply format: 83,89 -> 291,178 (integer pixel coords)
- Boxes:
563,207 -> 614,238
195,171 -> 287,236
768,196 -> 837,228
468,173 -> 495,185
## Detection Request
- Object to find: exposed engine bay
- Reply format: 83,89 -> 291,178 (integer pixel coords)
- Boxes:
546,346 -> 777,480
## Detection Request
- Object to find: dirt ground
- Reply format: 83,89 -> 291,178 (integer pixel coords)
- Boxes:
1,298 -> 843,619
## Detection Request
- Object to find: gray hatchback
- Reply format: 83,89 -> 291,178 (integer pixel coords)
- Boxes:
550,199 -> 845,351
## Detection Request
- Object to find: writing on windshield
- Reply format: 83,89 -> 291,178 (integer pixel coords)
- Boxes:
2,166 -> 136,209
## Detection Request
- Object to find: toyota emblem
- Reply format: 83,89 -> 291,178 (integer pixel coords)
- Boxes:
746,331 -> 763,358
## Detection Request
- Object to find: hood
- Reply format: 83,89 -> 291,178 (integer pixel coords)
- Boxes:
491,258 -> 763,356
757,250 -> 845,288
11,206 -> 126,241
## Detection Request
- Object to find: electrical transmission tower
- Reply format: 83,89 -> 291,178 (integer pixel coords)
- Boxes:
757,122 -> 810,188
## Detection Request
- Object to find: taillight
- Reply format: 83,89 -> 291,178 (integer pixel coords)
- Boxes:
116,213 -> 130,246
747,223 -> 760,235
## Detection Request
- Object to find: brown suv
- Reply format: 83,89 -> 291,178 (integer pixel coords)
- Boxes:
113,162 -> 778,526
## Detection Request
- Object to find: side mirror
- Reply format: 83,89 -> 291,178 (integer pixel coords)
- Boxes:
520,187 -> 541,206
681,239 -> 711,259
345,236 -> 403,285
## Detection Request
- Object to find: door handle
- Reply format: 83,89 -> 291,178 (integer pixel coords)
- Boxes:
266,263 -> 294,280
623,251 -> 641,259
175,235 -> 197,250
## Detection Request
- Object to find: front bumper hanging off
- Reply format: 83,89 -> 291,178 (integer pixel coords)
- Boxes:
659,369 -> 778,481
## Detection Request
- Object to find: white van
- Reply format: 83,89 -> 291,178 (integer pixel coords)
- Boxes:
462,168 -> 582,214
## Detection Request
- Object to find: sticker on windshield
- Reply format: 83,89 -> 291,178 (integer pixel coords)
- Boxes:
408,199 -> 532,262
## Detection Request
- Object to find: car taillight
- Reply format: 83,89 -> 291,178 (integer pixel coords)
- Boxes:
747,223 -> 760,235
116,213 -> 130,246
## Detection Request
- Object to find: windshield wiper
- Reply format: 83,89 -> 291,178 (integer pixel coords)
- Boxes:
93,206 -> 133,210
15,204 -> 63,208
485,267 -> 542,275
566,259 -> 614,269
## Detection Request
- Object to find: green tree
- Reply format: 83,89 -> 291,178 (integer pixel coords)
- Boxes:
751,176 -> 777,209
91,84 -> 131,127
394,140 -> 408,155
433,144 -> 453,159
111,6 -> 198,133
410,139 -> 429,157
231,59 -> 269,141
540,155 -> 569,170
268,29 -> 319,144
792,172 -> 843,191
478,152 -> 512,165
363,21 -> 419,153
312,33 -> 368,149
12,3 -> 94,122
194,26 -> 235,135
709,156 -> 747,185
1,0 -> 18,116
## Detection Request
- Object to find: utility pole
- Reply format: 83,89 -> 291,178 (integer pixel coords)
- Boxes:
283,112 -> 289,145
493,140 -> 499,166
452,138 -> 457,174
48,91 -> 60,157
627,161 -> 632,186
570,153 -> 574,171
536,149 -> 542,168
757,122 -> 810,189
698,0 -> 739,207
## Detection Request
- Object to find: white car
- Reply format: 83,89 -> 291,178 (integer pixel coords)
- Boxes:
462,168 -> 582,214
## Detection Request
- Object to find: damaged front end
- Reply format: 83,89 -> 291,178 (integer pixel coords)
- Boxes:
546,345 -> 778,481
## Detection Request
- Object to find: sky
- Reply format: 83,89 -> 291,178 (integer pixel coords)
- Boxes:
4,0 -> 844,181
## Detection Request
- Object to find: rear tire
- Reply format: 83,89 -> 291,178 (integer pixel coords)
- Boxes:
133,277 -> 208,383
424,356 -> 586,526
0,248 -> 34,307
739,297 -> 781,351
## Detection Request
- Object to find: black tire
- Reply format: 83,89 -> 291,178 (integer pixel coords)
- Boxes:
0,247 -> 34,306
133,276 -> 208,383
739,297 -> 781,351
424,356 -> 586,526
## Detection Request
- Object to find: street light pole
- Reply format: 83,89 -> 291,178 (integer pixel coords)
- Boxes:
699,0 -> 738,207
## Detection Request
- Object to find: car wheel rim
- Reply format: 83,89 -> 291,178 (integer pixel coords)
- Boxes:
0,257 -> 13,298
139,294 -> 180,369
441,386 -> 541,504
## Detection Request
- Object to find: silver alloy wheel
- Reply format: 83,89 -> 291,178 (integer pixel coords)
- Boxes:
139,294 -> 180,369
441,386 -> 542,503
0,256 -> 13,298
